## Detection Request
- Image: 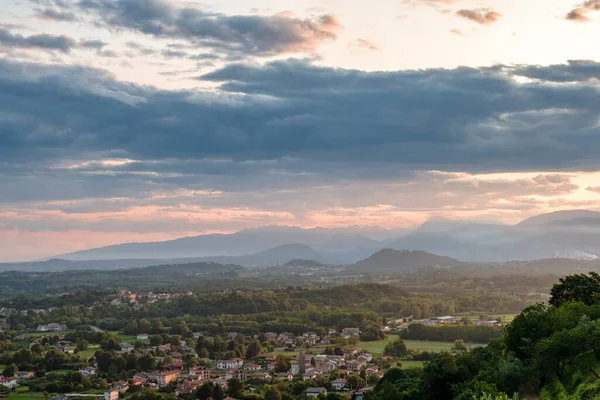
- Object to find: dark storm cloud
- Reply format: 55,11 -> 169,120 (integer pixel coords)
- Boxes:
2,58 -> 600,207
36,8 -> 78,21
0,28 -> 77,53
77,0 -> 340,56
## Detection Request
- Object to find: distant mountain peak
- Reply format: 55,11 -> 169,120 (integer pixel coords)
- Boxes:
517,209 -> 600,227
352,248 -> 465,271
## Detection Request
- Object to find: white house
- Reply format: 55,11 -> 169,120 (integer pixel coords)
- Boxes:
331,378 -> 347,391
306,387 -> 327,399
136,334 -> 149,340
216,359 -> 244,369
0,377 -> 18,390
78,367 -> 97,376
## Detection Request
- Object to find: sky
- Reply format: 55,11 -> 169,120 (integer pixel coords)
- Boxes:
2,0 -> 600,261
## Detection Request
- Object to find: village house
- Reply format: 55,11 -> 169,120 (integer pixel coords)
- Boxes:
276,372 -> 294,381
244,363 -> 262,371
341,328 -> 360,339
302,372 -> 318,381
306,387 -> 327,399
331,378 -> 347,391
290,362 -> 301,375
175,380 -> 202,396
0,377 -> 18,390
147,370 -> 180,386
112,382 -> 129,393
103,388 -> 119,400
132,373 -> 148,385
354,387 -> 374,400
225,370 -> 247,381
136,334 -> 149,340
120,343 -> 135,352
37,323 -> 68,332
216,359 -> 244,369
15,371 -> 34,379
188,366 -> 211,380
78,367 -> 97,377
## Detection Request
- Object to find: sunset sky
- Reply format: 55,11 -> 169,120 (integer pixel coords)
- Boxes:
2,0 -> 600,261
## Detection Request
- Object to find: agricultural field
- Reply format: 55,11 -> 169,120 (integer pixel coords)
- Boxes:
113,333 -> 149,343
78,345 -> 100,357
356,337 -> 395,355
7,387 -> 45,400
400,360 -> 426,369
356,336 -> 477,355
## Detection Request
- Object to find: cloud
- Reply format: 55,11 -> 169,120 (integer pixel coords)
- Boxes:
352,38 -> 378,50
77,0 -> 340,56
450,29 -> 464,36
0,28 -> 77,53
566,7 -> 589,21
587,186 -> 600,194
566,0 -> 600,21
456,9 -> 501,25
35,7 -> 78,21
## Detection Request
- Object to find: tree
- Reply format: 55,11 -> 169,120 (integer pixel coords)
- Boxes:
150,335 -> 163,346
245,340 -> 262,359
453,340 -> 468,353
274,355 -> 291,373
3,364 -> 17,377
264,386 -> 282,400
384,339 -> 408,358
227,378 -> 244,399
550,273 -> 600,307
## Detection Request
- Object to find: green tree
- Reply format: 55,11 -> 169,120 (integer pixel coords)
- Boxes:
227,378 -> 244,399
264,386 -> 282,400
384,339 -> 408,357
550,273 -> 600,307
3,364 -> 17,377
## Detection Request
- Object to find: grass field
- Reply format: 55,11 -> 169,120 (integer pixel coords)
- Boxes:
403,340 -> 475,352
47,369 -> 73,375
78,345 -> 100,357
7,392 -> 45,400
356,337 -> 395,355
356,336 -> 477,355
113,333 -> 149,343
400,360 -> 426,369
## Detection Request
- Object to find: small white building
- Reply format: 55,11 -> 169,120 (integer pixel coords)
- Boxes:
331,378 -> 347,391
306,387 -> 327,398
216,359 -> 244,369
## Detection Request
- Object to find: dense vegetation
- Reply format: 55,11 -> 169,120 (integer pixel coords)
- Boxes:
366,272 -> 600,399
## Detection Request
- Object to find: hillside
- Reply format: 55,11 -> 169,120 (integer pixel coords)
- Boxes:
351,249 -> 466,272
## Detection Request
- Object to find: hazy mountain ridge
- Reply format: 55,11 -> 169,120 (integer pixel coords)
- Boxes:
25,209 -> 600,266
351,249 -> 466,272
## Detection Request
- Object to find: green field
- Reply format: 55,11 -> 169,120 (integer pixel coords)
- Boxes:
113,332 -> 149,343
400,360 -> 426,369
47,369 -> 73,375
356,337 -> 395,355
78,345 -> 100,357
7,392 -> 45,400
357,337 -> 477,355
403,340 -> 475,352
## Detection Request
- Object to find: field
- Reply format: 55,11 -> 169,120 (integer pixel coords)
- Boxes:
400,360 -> 426,369
113,332 -> 149,343
7,387 -> 45,400
356,336 -> 477,355
78,345 -> 100,357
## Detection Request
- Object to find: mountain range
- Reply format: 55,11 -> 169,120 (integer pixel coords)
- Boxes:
6,209 -> 600,270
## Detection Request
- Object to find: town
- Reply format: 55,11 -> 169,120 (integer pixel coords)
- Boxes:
0,286 -> 507,400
